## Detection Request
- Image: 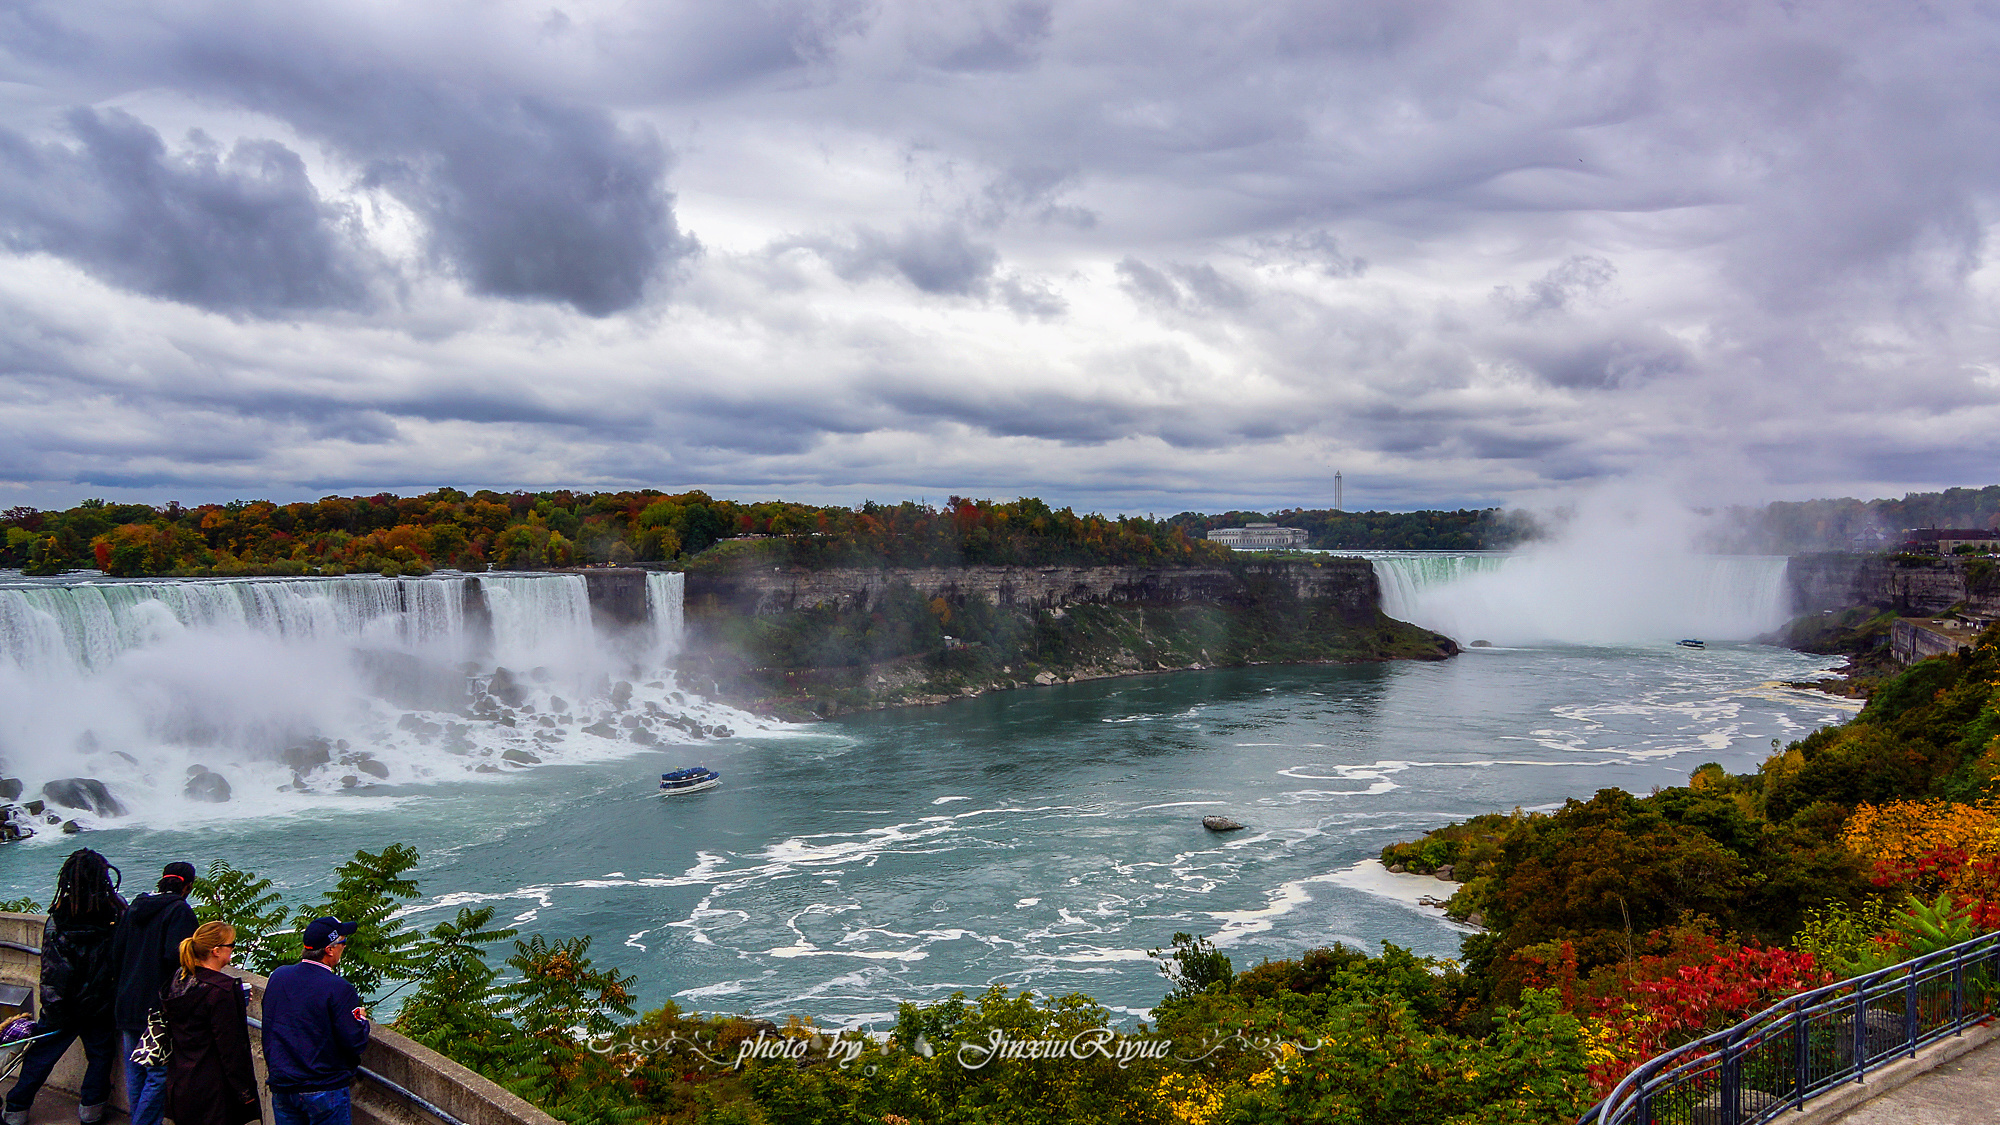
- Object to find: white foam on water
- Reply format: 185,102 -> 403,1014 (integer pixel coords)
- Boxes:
1326,860 -> 1483,931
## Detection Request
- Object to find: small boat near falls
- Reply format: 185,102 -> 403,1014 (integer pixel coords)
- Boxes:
660,766 -> 720,795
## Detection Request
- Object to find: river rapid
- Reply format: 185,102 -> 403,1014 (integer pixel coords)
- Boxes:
0,554 -> 1858,1027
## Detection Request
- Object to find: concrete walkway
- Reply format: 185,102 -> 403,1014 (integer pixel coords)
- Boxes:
13,1086 -> 91,1125
1819,1030 -> 2000,1124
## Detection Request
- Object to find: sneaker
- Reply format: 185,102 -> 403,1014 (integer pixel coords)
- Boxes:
4,1108 -> 27,1125
78,1103 -> 106,1125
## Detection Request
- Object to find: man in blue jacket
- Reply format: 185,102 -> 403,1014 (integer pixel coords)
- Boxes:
261,918 -> 370,1125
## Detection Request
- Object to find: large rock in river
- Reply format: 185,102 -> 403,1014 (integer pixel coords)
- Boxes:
42,778 -> 127,817
184,767 -> 232,804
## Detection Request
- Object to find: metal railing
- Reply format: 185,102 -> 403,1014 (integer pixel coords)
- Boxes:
1589,930 -> 2000,1125
245,1015 -> 470,1125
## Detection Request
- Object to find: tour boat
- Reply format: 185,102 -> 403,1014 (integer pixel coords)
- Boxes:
659,766 -> 720,795
1677,639 -> 1706,649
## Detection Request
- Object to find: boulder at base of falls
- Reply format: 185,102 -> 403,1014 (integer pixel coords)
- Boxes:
501,748 -> 542,766
42,778 -> 127,817
487,667 -> 527,707
352,758 -> 390,779
0,779 -> 19,802
1202,816 -> 1246,831
278,740 -> 333,774
183,768 -> 232,803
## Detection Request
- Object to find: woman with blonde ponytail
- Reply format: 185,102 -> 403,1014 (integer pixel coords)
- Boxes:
160,922 -> 260,1125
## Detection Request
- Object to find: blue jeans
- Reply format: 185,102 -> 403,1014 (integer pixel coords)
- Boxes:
4,1025 -> 117,1112
271,1087 -> 351,1125
121,1031 -> 168,1125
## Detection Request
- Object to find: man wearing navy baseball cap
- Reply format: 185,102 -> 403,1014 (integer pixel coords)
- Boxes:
261,918 -> 370,1125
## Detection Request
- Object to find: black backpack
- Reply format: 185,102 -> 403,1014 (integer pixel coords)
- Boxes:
40,916 -> 120,1030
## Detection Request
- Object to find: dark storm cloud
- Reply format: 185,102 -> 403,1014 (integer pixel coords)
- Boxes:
1115,258 -> 1249,312
1256,230 -> 1367,278
0,108 -> 374,314
926,1 -> 1054,73
202,61 -> 692,317
977,164 -> 1097,229
1492,256 -> 1615,321
803,224 -> 1001,295
0,2 -> 696,317
344,93 -> 689,316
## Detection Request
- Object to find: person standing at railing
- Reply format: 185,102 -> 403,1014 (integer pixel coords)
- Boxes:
261,918 -> 369,1125
110,861 -> 199,1125
160,923 -> 260,1125
1,849 -> 127,1125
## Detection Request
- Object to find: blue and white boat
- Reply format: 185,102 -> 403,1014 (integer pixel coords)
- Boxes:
659,766 -> 720,795
1677,639 -> 1706,649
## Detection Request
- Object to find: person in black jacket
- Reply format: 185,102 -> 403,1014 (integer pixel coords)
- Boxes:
109,861 -> 198,1125
161,922 -> 259,1125
2,849 -> 127,1125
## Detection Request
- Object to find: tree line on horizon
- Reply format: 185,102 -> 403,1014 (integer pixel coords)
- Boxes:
1715,484 -> 2000,553
7,482 -> 1994,577
0,490 -> 1529,578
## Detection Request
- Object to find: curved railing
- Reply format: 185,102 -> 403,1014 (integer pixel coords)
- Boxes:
1588,930 -> 2000,1125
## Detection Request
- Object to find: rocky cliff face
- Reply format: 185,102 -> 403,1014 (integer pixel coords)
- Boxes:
683,558 -> 1381,621
1787,554 -> 2000,617
679,558 -> 1451,719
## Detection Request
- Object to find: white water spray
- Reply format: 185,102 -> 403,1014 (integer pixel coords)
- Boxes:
0,571 -> 764,833
1366,495 -> 1793,646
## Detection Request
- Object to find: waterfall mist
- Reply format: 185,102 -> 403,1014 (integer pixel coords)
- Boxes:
1369,495 -> 1794,646
0,570 -> 759,832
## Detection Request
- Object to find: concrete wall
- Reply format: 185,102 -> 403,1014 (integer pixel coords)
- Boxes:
0,915 -> 558,1125
1892,618 -> 1978,665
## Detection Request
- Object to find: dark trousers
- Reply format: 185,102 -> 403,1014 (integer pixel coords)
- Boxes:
4,1025 -> 117,1112
271,1087 -> 352,1125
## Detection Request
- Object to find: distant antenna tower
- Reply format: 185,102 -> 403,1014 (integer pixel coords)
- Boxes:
1334,471 -> 1343,513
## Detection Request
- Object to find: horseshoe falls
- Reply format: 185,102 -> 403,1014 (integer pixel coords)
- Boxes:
1366,551 -> 1793,646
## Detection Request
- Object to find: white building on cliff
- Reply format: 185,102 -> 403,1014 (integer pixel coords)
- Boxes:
1207,523 -> 1309,549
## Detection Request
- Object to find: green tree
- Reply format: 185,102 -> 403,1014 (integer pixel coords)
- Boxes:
191,860 -> 296,975
294,844 -> 425,1000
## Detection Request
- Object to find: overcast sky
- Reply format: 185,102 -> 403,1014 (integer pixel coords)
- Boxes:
1,0 -> 1997,515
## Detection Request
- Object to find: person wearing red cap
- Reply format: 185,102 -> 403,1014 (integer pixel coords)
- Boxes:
260,918 -> 369,1125
110,861 -> 199,1125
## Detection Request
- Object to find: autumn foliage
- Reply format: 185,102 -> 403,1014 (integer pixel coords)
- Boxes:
1,490 -> 1234,577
